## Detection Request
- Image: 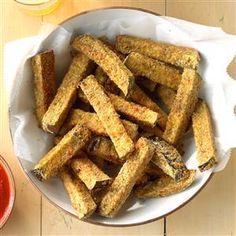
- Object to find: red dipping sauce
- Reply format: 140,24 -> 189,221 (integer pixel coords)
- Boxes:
0,156 -> 15,229
0,163 -> 10,219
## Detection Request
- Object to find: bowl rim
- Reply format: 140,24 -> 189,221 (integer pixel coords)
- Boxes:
0,155 -> 16,229
8,6 -> 214,227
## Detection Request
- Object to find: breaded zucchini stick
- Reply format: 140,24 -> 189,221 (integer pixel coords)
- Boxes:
89,155 -> 105,170
86,136 -> 123,164
59,109 -> 139,141
145,162 -> 165,177
72,35 -> 134,96
86,136 -> 166,179
94,67 -> 120,94
140,125 -> 163,138
31,50 -> 56,125
151,137 -> 188,181
135,173 -> 150,187
130,84 -> 167,129
80,75 -> 134,158
116,35 -> 200,69
98,137 -> 155,218
136,76 -> 156,92
192,100 -> 217,171
163,69 -> 201,144
32,124 -> 91,181
125,52 -> 182,90
71,152 -> 111,190
60,167 -> 96,219
156,85 -> 176,110
136,170 -> 196,198
42,53 -> 93,134
108,92 -> 159,127
94,69 -> 166,128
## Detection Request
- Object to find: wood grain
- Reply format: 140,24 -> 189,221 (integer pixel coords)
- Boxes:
43,0 -> 166,24
42,198 -> 164,235
166,1 -> 236,235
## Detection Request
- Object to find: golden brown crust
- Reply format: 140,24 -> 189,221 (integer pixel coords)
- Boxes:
140,125 -> 163,138
31,50 -> 56,125
32,124 -> 91,181
116,35 -> 200,69
135,170 -> 196,198
86,136 -> 123,164
94,67 -> 120,94
71,152 -> 111,190
192,100 -> 217,171
130,84 -> 167,129
108,92 -> 159,127
72,35 -> 134,96
151,137 -> 188,181
156,85 -> 176,111
80,75 -> 134,158
163,69 -> 201,144
42,53 -> 93,134
125,52 -> 182,90
98,137 -> 155,218
59,109 -> 139,141
60,167 -> 96,219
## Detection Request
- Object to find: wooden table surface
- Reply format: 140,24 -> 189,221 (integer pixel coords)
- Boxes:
1,0 -> 236,235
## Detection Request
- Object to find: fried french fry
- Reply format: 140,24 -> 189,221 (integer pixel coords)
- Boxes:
136,76 -> 157,92
156,85 -> 176,111
140,125 -> 163,138
98,137 -> 155,218
116,35 -> 200,69
72,35 -> 134,96
80,75 -> 134,158
108,92 -> 159,127
60,167 -> 96,219
192,100 -> 217,171
32,124 -> 91,181
31,50 -> 56,125
125,52 -> 182,90
151,137 -> 188,181
42,53 -> 93,134
71,152 -> 111,190
59,109 -> 139,141
130,84 -> 167,129
86,136 -> 123,164
163,69 -> 201,144
135,170 -> 196,198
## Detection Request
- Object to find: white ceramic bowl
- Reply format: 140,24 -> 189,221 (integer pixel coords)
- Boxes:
10,7 -> 213,226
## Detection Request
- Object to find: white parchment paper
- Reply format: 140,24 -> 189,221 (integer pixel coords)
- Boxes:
4,9 -> 236,224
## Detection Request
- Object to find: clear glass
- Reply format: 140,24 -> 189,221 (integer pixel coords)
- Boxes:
0,156 -> 16,229
14,0 -> 61,16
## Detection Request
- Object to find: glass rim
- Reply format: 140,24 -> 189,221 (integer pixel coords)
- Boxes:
14,0 -> 52,6
0,155 -> 16,229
